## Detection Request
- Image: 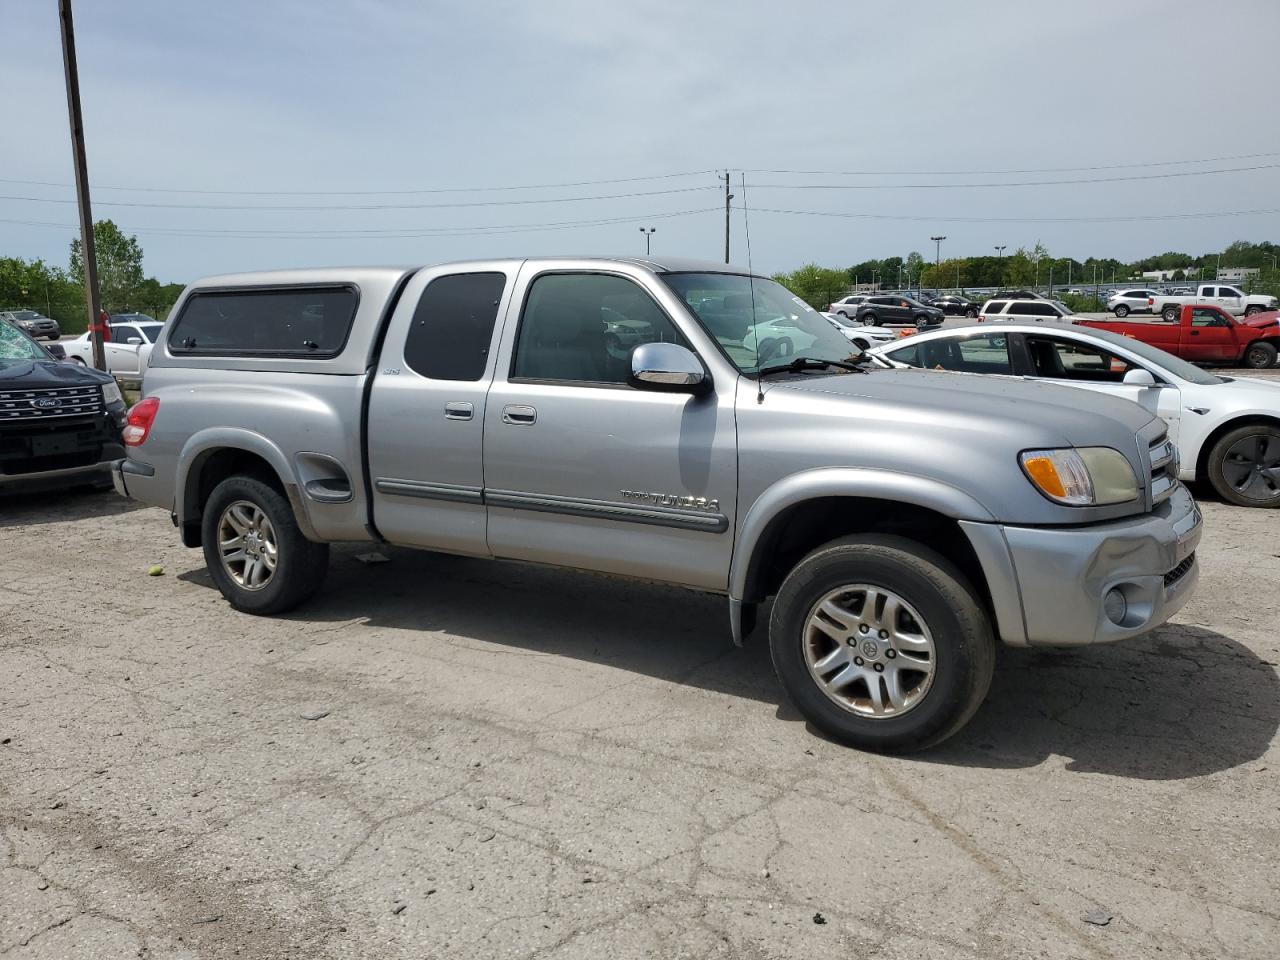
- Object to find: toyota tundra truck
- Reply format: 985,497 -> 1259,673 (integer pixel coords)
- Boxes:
112,257 -> 1202,752
1149,284 -> 1277,322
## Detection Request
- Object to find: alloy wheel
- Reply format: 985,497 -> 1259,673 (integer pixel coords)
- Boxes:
217,500 -> 279,590
1222,435 -> 1280,502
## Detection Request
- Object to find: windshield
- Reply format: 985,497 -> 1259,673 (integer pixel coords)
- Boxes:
663,273 -> 860,374
825,313 -> 857,328
0,321 -> 48,363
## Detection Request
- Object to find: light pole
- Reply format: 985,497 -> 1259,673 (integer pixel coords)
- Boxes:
1264,253 -> 1279,273
639,227 -> 655,256
930,235 -> 946,291
994,245 -> 1006,288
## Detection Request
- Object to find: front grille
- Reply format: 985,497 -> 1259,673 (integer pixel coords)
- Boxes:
1164,552 -> 1195,588
1148,433 -> 1177,505
0,385 -> 104,422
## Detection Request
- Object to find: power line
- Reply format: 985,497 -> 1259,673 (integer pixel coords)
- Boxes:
740,205 -> 1280,224
746,162 -> 1280,192
0,168 -> 719,197
0,185 -> 718,211
0,206 -> 720,239
743,150 -> 1280,177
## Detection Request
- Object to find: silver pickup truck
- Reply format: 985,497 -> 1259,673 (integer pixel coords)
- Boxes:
114,257 -> 1202,752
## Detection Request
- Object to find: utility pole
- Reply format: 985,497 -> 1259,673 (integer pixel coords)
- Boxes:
720,171 -> 733,264
59,0 -> 105,371
930,235 -> 946,289
639,226 -> 655,256
994,245 -> 1006,288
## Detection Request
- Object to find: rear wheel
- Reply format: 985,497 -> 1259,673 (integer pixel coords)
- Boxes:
1243,341 -> 1277,369
1207,425 -> 1280,507
965,308 -> 978,318
1114,304 -> 1130,318
201,475 -> 329,614
1245,306 -> 1263,317
1162,305 -> 1179,322
769,535 -> 995,753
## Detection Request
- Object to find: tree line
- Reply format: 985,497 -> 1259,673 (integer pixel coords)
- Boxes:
1,220 -> 184,335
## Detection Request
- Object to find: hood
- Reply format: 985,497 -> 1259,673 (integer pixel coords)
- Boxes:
0,358 -> 112,388
1243,310 -> 1280,329
766,367 -> 1157,445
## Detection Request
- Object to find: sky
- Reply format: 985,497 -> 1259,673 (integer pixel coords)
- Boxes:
2,0 -> 1279,283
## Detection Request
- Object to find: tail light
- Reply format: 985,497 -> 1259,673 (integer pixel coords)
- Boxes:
1148,298 -> 1154,306
122,396 -> 159,446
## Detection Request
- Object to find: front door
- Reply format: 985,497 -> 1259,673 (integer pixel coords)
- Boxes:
1183,307 -> 1239,363
366,266 -> 515,555
483,268 -> 738,590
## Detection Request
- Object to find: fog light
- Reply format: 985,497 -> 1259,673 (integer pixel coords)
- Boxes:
1103,588 -> 1128,625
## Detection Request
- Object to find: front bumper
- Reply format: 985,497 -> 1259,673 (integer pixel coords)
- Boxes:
961,483 -> 1202,647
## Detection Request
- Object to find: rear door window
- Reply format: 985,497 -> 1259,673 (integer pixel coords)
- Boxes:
1007,302 -> 1049,316
402,272 -> 506,381
170,286 -> 358,357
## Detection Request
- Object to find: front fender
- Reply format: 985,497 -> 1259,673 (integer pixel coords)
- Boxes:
728,467 -> 996,601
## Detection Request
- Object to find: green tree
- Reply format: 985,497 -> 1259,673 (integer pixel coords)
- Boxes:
69,219 -> 144,312
772,264 -> 851,309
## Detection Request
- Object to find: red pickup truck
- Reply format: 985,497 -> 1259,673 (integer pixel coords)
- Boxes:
1079,304 -> 1280,369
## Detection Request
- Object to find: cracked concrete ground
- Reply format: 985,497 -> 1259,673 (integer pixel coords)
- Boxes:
1,489 -> 1277,959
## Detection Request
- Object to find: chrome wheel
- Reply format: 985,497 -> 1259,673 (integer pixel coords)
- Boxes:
803,584 -> 936,718
1222,435 -> 1280,502
217,500 -> 278,590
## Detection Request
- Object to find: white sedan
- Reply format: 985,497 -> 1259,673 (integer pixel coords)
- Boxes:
869,322 -> 1280,508
62,319 -> 162,377
821,312 -> 898,352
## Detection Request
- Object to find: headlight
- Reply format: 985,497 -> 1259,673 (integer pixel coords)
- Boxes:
101,380 -> 124,406
1019,447 -> 1138,506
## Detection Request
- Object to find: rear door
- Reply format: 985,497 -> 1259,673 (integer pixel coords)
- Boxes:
1182,307 -> 1239,363
366,265 -> 516,555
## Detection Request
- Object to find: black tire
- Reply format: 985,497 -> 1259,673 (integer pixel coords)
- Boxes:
201,474 -> 329,614
1243,341 -> 1277,369
1207,424 -> 1280,508
1114,304 -> 1130,318
965,308 -> 978,318
1162,305 -> 1179,322
1244,306 -> 1263,317
861,312 -> 877,325
769,534 -> 995,753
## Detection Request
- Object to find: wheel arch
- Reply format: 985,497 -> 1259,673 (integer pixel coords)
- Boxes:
1194,414 -> 1280,483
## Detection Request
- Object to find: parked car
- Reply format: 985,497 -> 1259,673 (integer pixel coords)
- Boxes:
1079,305 -> 1280,369
870,321 -> 1280,507
1106,289 -> 1161,318
62,319 -> 163,377
978,299 -> 1076,323
928,295 -> 979,318
822,312 -> 897,351
1149,284 -> 1277,322
854,295 -> 945,327
827,294 -> 873,319
989,290 -> 1045,301
0,309 -> 61,340
0,318 -> 126,492
114,257 -> 1200,752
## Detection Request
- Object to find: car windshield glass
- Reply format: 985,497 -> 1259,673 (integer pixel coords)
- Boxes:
0,321 -> 47,362
827,313 -> 856,328
662,273 -> 859,374
1086,328 -> 1223,385
12,311 -> 39,320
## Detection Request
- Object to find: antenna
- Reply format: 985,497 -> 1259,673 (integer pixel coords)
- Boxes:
741,173 -> 765,404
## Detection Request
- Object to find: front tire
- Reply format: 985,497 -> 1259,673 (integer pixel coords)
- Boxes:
1207,424 -> 1280,507
201,475 -> 330,614
1243,341 -> 1277,369
861,312 -> 877,325
769,534 -> 995,753
1114,304 -> 1130,318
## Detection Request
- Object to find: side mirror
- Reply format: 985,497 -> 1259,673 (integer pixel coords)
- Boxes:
46,343 -> 67,360
1122,368 -> 1157,386
629,342 -> 710,395
125,337 -> 143,345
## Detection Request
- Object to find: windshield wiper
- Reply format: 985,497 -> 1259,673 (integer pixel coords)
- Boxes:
757,356 -> 868,377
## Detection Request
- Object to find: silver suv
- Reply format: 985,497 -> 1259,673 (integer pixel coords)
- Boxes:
113,257 -> 1201,752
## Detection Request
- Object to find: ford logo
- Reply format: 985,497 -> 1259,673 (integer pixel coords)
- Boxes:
32,397 -> 62,409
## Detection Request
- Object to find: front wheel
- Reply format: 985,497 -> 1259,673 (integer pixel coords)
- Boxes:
1114,304 -> 1130,318
769,534 -> 995,753
861,312 -> 877,325
1243,341 -> 1277,369
201,474 -> 330,614
1207,425 -> 1280,507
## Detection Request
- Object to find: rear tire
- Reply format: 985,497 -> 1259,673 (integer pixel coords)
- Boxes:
965,308 -> 978,318
1245,306 -> 1263,317
769,534 -> 995,753
1207,424 -> 1280,508
1114,304 -> 1130,318
1162,305 -> 1179,322
201,475 -> 329,614
1243,341 -> 1277,369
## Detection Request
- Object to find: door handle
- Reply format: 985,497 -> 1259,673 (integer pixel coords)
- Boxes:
502,404 -> 537,425
1190,331 -> 1200,336
444,401 -> 473,421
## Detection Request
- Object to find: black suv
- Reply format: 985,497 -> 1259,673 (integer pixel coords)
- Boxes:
0,321 -> 126,492
928,295 -> 979,317
854,295 -> 945,327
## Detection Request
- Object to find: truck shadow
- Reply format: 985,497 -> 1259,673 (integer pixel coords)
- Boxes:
200,544 -> 1278,781
0,486 -> 144,529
